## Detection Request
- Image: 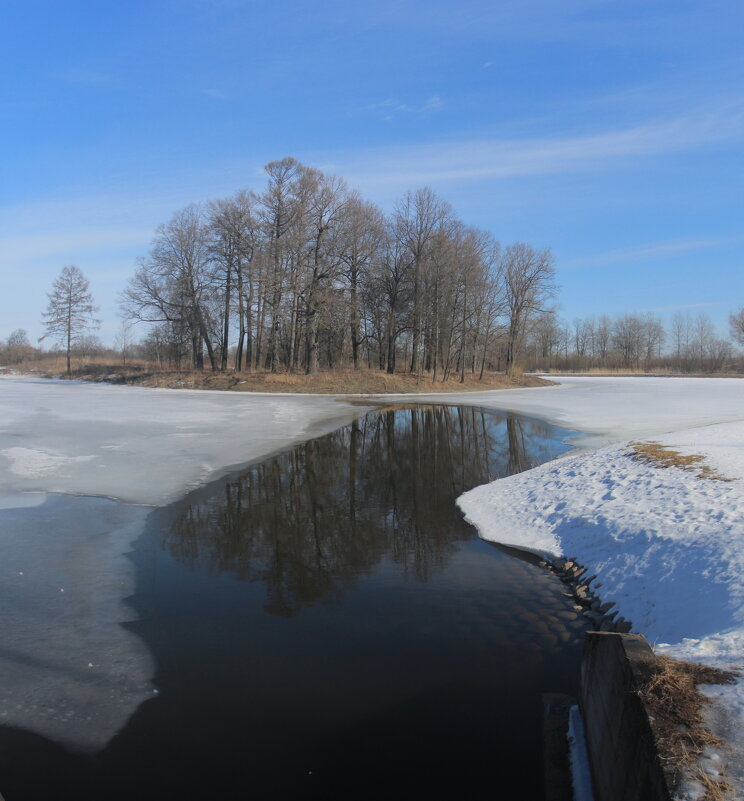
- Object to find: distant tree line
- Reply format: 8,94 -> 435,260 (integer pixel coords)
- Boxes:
524,310 -> 743,373
120,157 -> 556,379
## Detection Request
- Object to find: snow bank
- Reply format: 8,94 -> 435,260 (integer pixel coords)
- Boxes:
453,377 -> 744,794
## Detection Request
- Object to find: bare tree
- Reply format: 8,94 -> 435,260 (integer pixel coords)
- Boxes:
2,329 -> 34,365
671,312 -> 692,368
208,191 -> 259,371
122,206 -> 216,370
730,308 -> 744,347
302,170 -> 350,374
395,188 -> 451,374
691,312 -> 716,370
7,328 -> 29,348
41,265 -> 99,375
114,323 -> 133,367
501,243 -> 557,375
335,195 -> 385,369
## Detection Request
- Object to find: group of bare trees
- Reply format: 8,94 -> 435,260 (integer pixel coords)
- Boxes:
525,310 -> 741,372
6,157 -> 743,379
121,157 -> 556,378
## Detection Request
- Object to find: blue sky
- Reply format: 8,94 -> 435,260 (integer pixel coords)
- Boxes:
1,0 -> 742,345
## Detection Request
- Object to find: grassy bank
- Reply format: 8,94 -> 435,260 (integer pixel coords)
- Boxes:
1,358 -> 552,394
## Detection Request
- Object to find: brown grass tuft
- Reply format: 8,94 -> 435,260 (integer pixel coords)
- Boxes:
695,769 -> 733,801
628,441 -> 735,482
638,655 -> 738,799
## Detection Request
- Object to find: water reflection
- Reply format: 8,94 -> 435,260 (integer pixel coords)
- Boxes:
0,406 -> 584,801
165,406 -> 569,616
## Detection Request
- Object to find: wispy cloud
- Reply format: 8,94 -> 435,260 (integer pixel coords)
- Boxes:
1,229 -> 152,267
325,102 -> 744,187
362,95 -> 444,119
565,238 -> 737,268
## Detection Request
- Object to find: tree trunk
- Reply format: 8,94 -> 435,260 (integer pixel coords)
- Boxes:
221,259 -> 231,372
350,267 -> 360,369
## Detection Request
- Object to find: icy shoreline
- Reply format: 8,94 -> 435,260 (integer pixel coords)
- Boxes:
2,372 -> 743,792
438,377 -> 744,797
0,375 -> 374,750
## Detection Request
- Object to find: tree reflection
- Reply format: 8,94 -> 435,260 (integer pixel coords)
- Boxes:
164,406 -> 562,616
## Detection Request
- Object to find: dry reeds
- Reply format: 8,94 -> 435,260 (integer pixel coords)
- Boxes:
638,655 -> 738,800
628,441 -> 734,482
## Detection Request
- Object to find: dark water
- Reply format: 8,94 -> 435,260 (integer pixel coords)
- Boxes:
0,406 -> 588,800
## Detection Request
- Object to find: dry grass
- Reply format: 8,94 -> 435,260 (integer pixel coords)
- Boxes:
3,358 -> 553,394
628,441 -> 735,482
638,655 -> 739,800
127,368 -> 553,394
696,770 -> 733,801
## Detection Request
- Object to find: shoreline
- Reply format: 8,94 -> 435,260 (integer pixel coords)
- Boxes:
2,373 -> 743,793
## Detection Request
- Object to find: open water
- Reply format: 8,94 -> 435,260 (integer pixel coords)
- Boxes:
0,405 -> 587,800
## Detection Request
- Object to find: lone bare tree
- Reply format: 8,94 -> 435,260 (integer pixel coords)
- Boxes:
41,265 -> 99,375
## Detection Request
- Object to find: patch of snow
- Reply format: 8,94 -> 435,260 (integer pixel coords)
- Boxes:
1,446 -> 96,478
453,377 -> 744,795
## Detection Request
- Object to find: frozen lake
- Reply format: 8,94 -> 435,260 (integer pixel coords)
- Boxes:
0,402 -> 586,799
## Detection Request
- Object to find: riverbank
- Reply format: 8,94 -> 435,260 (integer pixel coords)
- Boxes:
415,377 -> 744,799
0,362 -> 552,394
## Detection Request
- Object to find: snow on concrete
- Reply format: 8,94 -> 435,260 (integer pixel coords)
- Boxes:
0,374 -> 371,751
453,376 -> 744,794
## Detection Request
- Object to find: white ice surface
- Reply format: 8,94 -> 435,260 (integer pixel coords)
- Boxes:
0,375 -> 372,751
0,375 -> 369,506
448,376 -> 744,795
385,375 -> 744,446
0,496 -> 152,751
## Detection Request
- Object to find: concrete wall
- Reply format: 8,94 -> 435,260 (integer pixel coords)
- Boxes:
580,632 -> 672,801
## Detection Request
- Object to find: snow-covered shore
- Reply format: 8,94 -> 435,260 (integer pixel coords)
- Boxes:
436,376 -> 744,796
